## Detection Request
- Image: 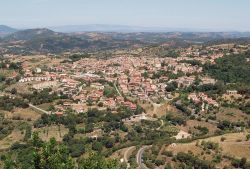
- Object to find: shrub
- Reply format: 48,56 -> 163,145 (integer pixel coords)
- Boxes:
220,137 -> 226,142
162,150 -> 173,157
155,159 -> 165,166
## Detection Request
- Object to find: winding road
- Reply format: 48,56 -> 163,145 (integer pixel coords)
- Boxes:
123,146 -> 136,169
136,145 -> 151,169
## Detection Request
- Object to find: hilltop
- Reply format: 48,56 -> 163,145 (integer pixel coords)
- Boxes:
4,28 -> 60,41
0,25 -> 17,36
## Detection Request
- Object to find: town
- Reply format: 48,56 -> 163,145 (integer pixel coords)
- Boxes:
0,39 -> 249,168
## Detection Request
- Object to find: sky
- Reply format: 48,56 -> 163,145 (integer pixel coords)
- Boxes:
0,0 -> 250,31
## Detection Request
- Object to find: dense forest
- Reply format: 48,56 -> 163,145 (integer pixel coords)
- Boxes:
203,51 -> 250,84
3,134 -> 118,169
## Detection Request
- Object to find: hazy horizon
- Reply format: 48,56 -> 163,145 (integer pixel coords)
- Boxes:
1,0 -> 250,31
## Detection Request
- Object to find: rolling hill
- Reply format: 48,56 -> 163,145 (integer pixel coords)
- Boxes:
0,28 -> 145,54
1,27 -> 250,55
0,25 -> 17,37
4,28 -> 61,41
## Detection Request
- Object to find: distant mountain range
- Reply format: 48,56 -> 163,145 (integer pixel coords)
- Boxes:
49,24 -> 250,33
1,24 -> 250,34
0,25 -> 250,55
49,24 -> 195,33
0,28 -> 146,54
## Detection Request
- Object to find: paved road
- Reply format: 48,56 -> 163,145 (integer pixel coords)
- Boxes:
29,104 -> 51,114
136,146 -> 151,169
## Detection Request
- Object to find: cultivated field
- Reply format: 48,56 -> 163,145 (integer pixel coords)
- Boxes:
33,125 -> 69,142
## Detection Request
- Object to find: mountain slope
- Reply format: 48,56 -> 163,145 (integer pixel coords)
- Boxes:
4,28 -> 60,41
1,28 -> 250,55
0,25 -> 17,36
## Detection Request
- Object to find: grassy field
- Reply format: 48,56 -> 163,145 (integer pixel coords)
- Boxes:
0,69 -> 17,77
14,55 -> 64,69
165,132 -> 250,160
11,108 -> 41,121
37,103 -> 53,111
216,107 -> 249,122
139,101 -> 181,118
154,102 -> 175,117
33,125 -> 69,142
138,101 -> 154,115
4,82 -> 33,94
178,119 -> 218,135
0,129 -> 25,150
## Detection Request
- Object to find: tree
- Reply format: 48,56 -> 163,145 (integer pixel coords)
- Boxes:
155,159 -> 165,166
10,88 -> 17,95
165,164 -> 172,169
103,86 -> 117,98
246,134 -> 250,141
203,53 -> 250,84
32,131 -> 43,148
165,81 -> 178,92
217,120 -> 231,130
4,135 -> 118,169
0,74 -> 6,82
3,156 -> 17,169
142,71 -> 149,78
92,141 -> 103,152
87,98 -> 93,106
33,138 -> 76,169
240,157 -> 247,168
98,102 -> 104,107
79,153 -> 118,169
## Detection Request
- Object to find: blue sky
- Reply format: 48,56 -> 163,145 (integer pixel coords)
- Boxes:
0,0 -> 250,31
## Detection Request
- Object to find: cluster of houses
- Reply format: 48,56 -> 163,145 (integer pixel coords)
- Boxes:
188,92 -> 219,109
117,72 -> 168,101
53,94 -> 138,116
175,76 -> 196,88
16,45 -> 234,116
173,76 -> 216,88
174,63 -> 202,74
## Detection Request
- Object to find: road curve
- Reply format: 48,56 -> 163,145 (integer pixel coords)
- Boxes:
156,119 -> 164,130
124,146 -> 136,169
136,145 -> 151,169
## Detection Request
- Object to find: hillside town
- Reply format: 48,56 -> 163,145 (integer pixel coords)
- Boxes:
14,44 -> 239,117
1,0 -> 250,168
0,38 -> 250,169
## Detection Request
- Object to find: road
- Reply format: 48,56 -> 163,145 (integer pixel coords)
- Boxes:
156,119 -> 164,130
123,146 -> 136,169
113,81 -> 122,96
29,104 -> 51,114
136,145 -> 151,169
